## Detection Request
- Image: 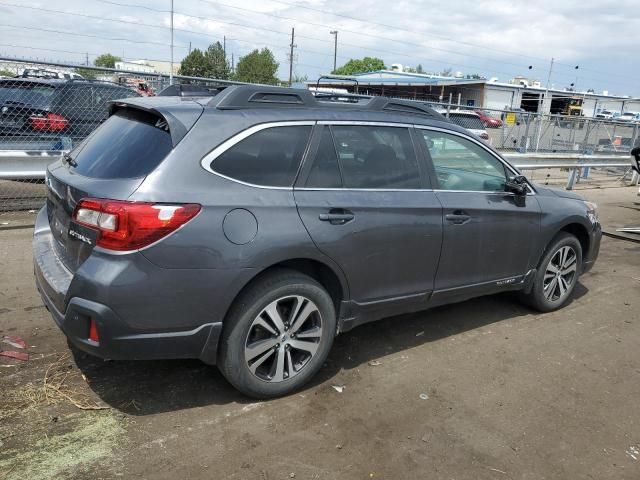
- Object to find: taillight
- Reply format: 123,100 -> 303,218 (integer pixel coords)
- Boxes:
30,113 -> 68,132
480,132 -> 490,140
73,198 -> 201,251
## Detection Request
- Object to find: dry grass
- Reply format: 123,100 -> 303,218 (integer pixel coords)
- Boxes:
0,353 -> 108,422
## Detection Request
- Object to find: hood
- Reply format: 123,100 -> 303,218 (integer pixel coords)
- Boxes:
533,183 -> 585,201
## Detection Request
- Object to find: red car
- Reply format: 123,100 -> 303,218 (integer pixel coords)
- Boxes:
474,110 -> 502,128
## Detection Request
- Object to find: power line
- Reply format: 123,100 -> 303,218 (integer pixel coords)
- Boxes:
265,0 -> 632,80
0,24 -> 189,49
1,0 -> 633,91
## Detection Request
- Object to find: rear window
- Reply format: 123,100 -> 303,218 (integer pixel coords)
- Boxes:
0,82 -> 56,107
448,113 -> 485,130
70,109 -> 172,179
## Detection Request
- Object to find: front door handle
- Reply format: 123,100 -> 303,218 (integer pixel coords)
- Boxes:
319,209 -> 354,225
445,211 -> 471,225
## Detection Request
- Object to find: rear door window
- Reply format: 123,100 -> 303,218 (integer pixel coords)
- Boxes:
70,109 -> 173,179
305,127 -> 342,188
330,125 -> 420,189
212,125 -> 312,187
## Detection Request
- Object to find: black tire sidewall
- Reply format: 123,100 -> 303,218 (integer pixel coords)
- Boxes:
219,272 -> 336,398
531,234 -> 582,312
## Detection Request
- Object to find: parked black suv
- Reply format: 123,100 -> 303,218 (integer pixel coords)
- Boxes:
34,85 -> 601,398
0,78 -> 139,150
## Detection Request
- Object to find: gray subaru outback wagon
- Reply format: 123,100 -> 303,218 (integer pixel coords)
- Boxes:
34,85 -> 601,398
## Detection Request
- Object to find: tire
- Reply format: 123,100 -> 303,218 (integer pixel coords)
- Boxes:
218,269 -> 336,398
520,233 -> 582,312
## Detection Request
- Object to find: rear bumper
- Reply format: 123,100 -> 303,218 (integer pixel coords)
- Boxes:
33,205 -> 225,364
35,285 -> 222,362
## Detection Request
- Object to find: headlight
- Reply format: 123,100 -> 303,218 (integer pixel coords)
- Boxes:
584,201 -> 598,224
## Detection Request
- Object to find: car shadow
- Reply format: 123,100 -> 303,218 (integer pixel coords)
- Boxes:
73,284 -> 589,415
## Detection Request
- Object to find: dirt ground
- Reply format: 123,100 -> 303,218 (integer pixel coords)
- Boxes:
1,186 -> 639,480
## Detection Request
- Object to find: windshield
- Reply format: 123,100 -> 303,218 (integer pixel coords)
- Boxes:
70,108 -> 173,179
0,82 -> 56,107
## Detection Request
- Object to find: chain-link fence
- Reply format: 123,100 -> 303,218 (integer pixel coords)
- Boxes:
1,59 -> 638,221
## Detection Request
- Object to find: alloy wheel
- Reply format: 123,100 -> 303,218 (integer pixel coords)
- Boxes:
244,295 -> 323,382
543,246 -> 577,302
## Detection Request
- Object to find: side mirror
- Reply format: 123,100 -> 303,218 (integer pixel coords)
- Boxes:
505,175 -> 528,195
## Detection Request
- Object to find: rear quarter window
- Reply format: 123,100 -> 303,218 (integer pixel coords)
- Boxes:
70,109 -> 172,179
211,125 -> 312,187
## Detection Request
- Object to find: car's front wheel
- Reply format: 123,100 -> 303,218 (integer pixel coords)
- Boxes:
521,233 -> 582,312
218,269 -> 336,398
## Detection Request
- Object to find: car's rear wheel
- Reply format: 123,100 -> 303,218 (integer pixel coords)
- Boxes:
521,233 -> 582,312
218,269 -> 336,398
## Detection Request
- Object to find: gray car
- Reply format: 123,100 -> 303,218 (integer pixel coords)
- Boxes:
33,85 -> 601,398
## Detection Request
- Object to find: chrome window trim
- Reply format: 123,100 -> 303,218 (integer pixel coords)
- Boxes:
296,187 -> 434,192
318,120 -> 415,128
200,120 -> 316,190
413,125 -> 536,196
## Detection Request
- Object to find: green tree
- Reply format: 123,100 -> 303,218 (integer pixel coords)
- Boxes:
234,48 -> 279,85
204,41 -> 230,79
0,68 -> 15,77
74,68 -> 97,79
178,49 -> 208,77
94,53 -> 121,69
416,64 -> 424,74
465,73 -> 483,79
440,67 -> 453,77
333,57 -> 385,75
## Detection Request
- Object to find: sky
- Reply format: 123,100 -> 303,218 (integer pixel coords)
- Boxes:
0,0 -> 639,96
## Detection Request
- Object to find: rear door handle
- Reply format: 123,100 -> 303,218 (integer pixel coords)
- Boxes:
445,211 -> 471,225
319,209 -> 354,225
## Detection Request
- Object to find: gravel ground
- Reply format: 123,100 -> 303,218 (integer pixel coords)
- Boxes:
0,186 -> 639,480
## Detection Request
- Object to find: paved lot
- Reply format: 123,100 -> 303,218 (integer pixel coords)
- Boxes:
1,187 -> 639,480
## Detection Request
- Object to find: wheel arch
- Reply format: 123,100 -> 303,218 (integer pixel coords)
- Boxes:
228,257 -> 349,320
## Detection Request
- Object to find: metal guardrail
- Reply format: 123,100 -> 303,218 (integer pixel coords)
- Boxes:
0,151 -> 631,180
0,150 -> 65,179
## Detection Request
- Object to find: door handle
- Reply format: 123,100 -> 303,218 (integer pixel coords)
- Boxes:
319,209 -> 354,225
445,211 -> 471,225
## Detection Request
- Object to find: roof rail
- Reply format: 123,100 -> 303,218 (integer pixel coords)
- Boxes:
313,92 -> 367,104
158,84 -> 227,97
366,97 -> 443,118
211,85 -> 317,109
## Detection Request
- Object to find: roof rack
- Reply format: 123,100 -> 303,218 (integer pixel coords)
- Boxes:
208,85 -> 444,119
158,84 -> 227,97
212,85 -> 317,109
365,97 -> 443,118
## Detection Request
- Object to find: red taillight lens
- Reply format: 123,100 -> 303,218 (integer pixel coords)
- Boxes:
73,198 -> 201,251
88,318 -> 100,344
480,132 -> 490,140
30,113 -> 68,132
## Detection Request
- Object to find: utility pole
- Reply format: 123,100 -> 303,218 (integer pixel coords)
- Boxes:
223,36 -> 226,58
330,30 -> 338,73
169,0 -> 174,85
231,53 -> 235,74
288,27 -> 296,86
85,52 -> 89,66
534,57 -> 554,151
188,42 -> 191,55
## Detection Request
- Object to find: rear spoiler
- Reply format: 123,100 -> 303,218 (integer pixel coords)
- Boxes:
107,99 -> 204,147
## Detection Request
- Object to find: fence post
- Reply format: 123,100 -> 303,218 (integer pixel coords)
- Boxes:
521,114 -> 531,153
